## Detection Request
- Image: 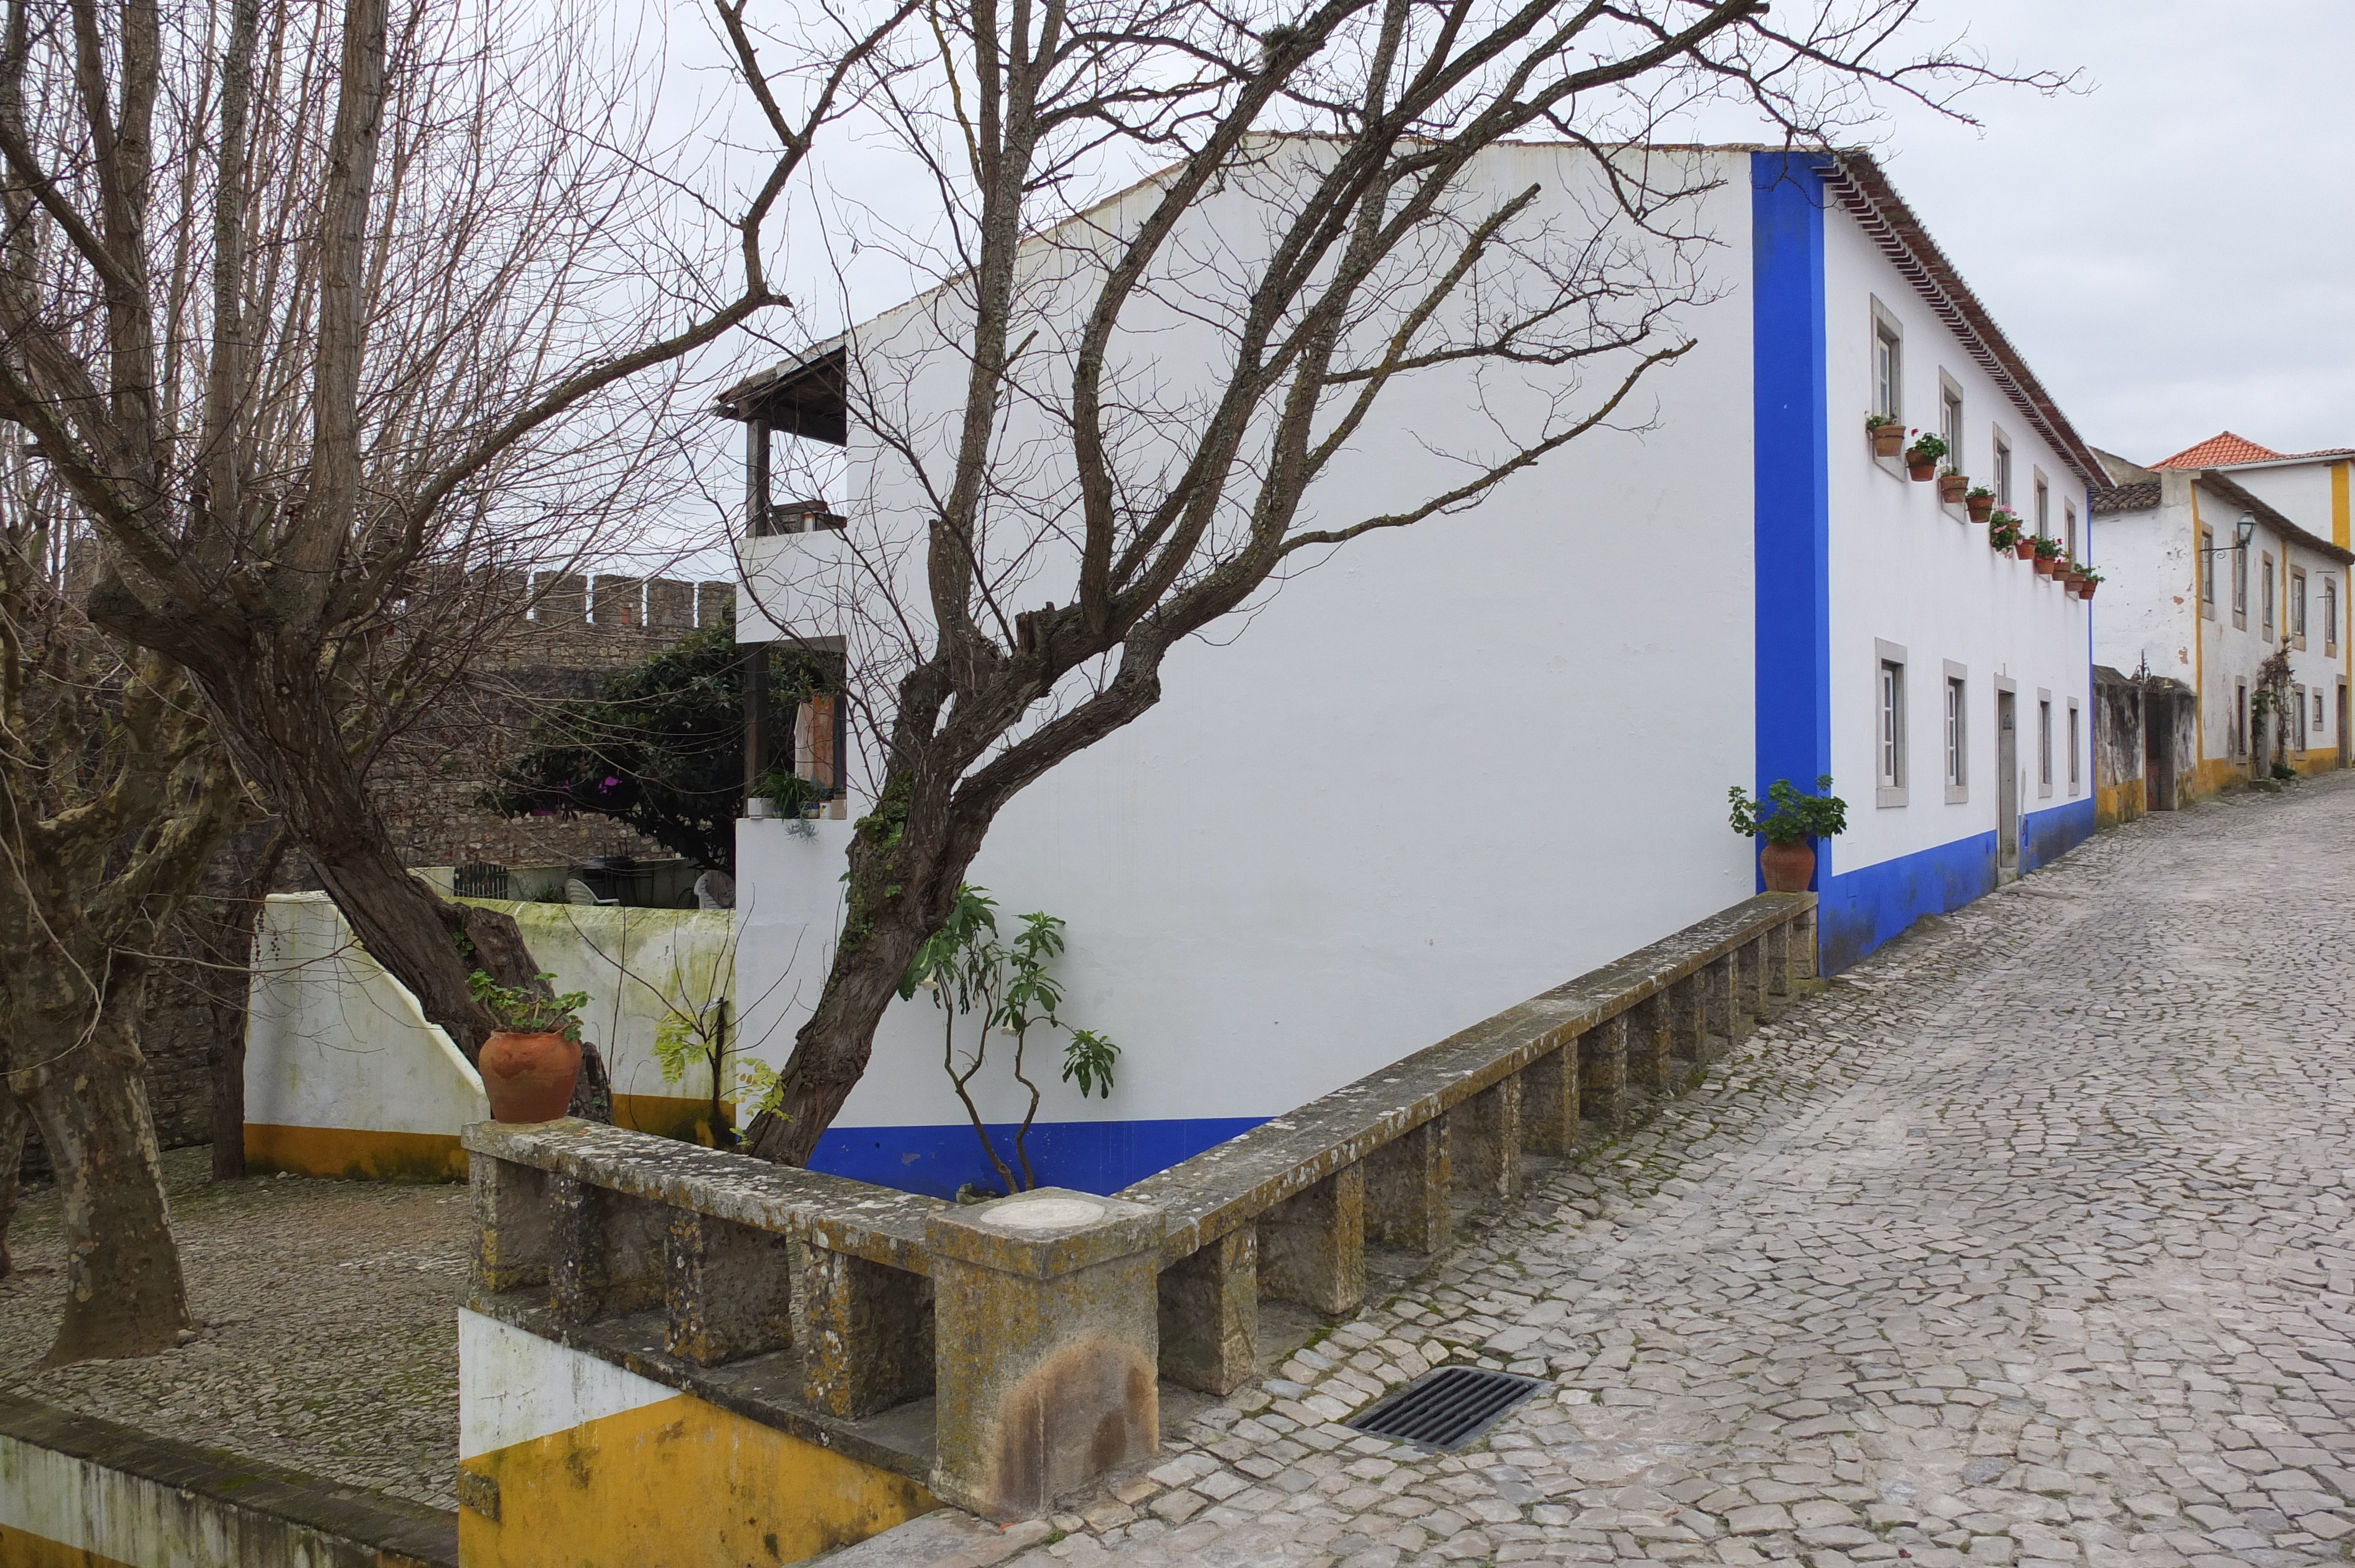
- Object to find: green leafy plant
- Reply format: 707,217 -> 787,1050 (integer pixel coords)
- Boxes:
899,885 -> 1123,1194
1903,430 -> 1948,464
1966,486 -> 1995,502
1988,519 -> 2021,552
1865,413 -> 1900,431
2032,534 -> 2061,560
469,971 -> 589,1041
1727,775 -> 1849,847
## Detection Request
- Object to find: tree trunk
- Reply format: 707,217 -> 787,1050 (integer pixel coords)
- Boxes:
0,1089 -> 25,1281
16,981 -> 191,1365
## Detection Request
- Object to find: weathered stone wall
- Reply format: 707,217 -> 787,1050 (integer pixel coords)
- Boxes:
2093,665 -> 2145,828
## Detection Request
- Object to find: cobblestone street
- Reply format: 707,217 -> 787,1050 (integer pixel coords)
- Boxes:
1013,776 -> 2355,1568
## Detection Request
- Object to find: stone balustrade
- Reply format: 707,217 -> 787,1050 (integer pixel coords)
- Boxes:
462,890 -> 1815,1524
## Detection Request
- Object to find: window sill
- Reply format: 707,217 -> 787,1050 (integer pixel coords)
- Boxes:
1943,785 -> 1969,805
1876,786 -> 1908,809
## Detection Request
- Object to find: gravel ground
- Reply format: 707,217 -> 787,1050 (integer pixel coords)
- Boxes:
1,1146 -> 469,1511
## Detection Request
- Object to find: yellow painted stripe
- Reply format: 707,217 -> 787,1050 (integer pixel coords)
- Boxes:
458,1387 -> 935,1567
243,1124 -> 467,1182
0,1523 -> 141,1567
611,1093 -> 735,1147
2334,461 -> 2350,550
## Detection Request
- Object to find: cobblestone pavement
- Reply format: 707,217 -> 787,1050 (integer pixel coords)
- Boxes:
1,1146 -> 469,1510
1016,775 -> 2355,1568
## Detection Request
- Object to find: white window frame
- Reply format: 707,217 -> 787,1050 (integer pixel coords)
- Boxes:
1939,376 -> 1964,466
2233,540 -> 2248,626
1942,660 -> 1969,804
2262,552 -> 2276,641
2034,470 -> 2050,540
2035,691 -> 2054,798
2293,567 -> 2308,649
2235,682 -> 2249,756
2201,526 -> 2217,617
1870,299 -> 1904,424
2067,699 -> 2082,795
2064,501 -> 2078,562
1992,429 -> 2013,508
1876,639 -> 1908,808
2294,683 -> 2309,753
2327,576 -> 2340,655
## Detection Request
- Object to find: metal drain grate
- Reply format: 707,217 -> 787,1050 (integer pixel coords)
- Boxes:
1346,1367 -> 1541,1450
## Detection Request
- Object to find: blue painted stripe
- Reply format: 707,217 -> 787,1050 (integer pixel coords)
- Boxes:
1817,831 -> 1996,975
810,1115 -> 1266,1200
1750,152 -> 1835,890
1817,799 -> 2099,973
2022,796 -> 2097,874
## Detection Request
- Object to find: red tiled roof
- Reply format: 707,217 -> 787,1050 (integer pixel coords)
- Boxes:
2152,431 -> 2280,469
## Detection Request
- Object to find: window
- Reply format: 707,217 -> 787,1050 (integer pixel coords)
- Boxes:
2318,691 -> 2329,733
2294,685 -> 2308,752
2293,568 -> 2308,648
2327,577 -> 2340,655
2036,697 -> 2053,795
1872,303 -> 1903,421
1943,676 -> 1968,800
2201,526 -> 2217,614
2262,553 -> 2276,640
2035,473 -> 2049,539
2233,540 -> 2248,626
2235,682 -> 2249,755
2068,701 -> 2082,793
2064,501 -> 2078,561
1940,380 -> 1964,465
1994,432 -> 2013,507
1876,643 -> 1908,807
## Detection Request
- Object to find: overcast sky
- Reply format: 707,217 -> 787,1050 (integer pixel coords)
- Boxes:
1849,1 -> 2355,466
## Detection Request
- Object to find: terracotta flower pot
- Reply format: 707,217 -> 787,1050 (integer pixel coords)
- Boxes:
1938,474 -> 1969,504
1905,458 -> 1937,481
2014,537 -> 2036,560
2079,580 -> 2098,600
2034,554 -> 2057,576
1870,426 -> 1905,457
1759,839 -> 1816,893
480,1030 -> 582,1122
1967,496 -> 1993,522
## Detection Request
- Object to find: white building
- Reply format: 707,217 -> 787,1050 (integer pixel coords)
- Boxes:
2091,434 -> 2354,800
722,147 -> 2102,1198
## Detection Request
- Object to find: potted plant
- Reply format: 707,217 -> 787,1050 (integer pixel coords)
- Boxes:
1728,774 -> 1849,893
1965,486 -> 1995,523
1988,515 -> 2020,554
1867,413 -> 1905,458
2077,567 -> 2102,600
470,971 -> 591,1122
1902,430 -> 1947,481
1937,467 -> 1969,505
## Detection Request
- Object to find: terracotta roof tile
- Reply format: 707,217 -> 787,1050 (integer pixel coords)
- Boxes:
2152,431 -> 2280,469
2091,480 -> 2160,513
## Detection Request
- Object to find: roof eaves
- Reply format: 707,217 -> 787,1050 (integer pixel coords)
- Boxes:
1822,152 -> 2107,490
2197,470 -> 2355,565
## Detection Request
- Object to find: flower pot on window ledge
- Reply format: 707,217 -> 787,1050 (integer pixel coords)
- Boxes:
1966,491 -> 1995,522
1869,421 -> 1905,458
1905,457 -> 1937,481
1937,473 -> 1969,504
2079,579 -> 2099,600
2014,537 -> 2036,560
2034,554 -> 2058,576
1759,840 -> 1815,893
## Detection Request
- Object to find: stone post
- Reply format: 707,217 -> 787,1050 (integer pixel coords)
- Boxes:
1624,996 -> 1673,1092
1258,1164 -> 1365,1316
470,1154 -> 552,1295
1578,1015 -> 1629,1131
797,1243 -> 933,1417
928,1190 -> 1165,1522
1453,1077 -> 1522,1201
1159,1228 -> 1257,1395
548,1175 -> 664,1323
664,1210 -> 793,1366
1520,1039 -> 1580,1157
1793,903 -> 1820,979
1366,1117 -> 1451,1254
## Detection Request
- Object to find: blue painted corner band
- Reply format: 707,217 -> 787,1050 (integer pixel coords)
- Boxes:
1750,152 -> 1835,892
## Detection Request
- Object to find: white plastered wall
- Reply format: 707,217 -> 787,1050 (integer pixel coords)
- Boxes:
737,145 -> 1764,1135
1819,200 -> 2096,872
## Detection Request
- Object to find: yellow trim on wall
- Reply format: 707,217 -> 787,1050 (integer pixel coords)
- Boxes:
458,1386 -> 936,1568
243,1123 -> 467,1182
2334,461 -> 2350,550
2190,486 -> 2207,767
611,1092 -> 735,1147
0,1523 -> 141,1568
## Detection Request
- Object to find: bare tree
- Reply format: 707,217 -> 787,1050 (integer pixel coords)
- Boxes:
0,487 -> 242,1363
735,0 -> 2065,1162
0,0 -> 912,1063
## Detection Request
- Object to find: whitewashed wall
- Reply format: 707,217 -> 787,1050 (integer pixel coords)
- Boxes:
2088,479 -> 2196,682
1819,198 -> 2094,878
738,145 -> 1764,1152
